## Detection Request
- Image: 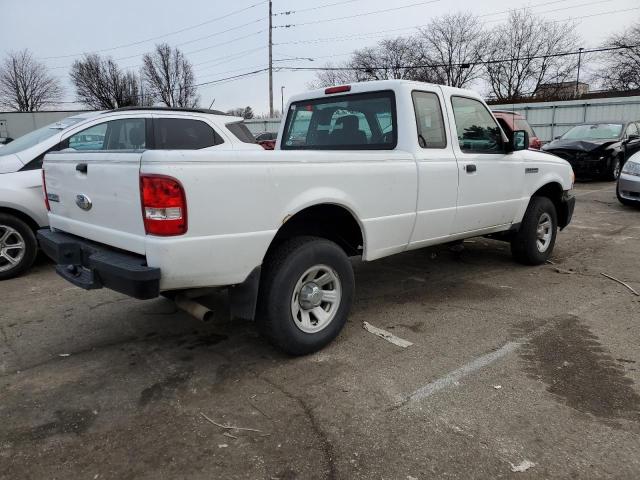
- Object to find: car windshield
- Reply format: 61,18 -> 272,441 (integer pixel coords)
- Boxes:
0,117 -> 84,156
561,123 -> 623,140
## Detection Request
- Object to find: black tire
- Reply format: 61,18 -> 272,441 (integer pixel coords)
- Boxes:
617,182 -> 640,207
257,236 -> 354,355
0,213 -> 37,281
603,156 -> 622,181
511,197 -> 558,265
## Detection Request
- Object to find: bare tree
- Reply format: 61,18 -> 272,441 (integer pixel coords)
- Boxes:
309,37 -> 435,88
0,49 -> 63,111
70,54 -> 145,109
418,13 -> 488,88
226,106 -> 255,119
142,43 -> 198,108
307,62 -> 360,89
594,22 -> 640,91
484,10 -> 579,101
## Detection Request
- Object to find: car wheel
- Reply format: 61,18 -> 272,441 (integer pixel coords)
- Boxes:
0,213 -> 37,280
511,197 -> 558,265
604,157 -> 622,181
257,236 -> 354,355
617,182 -> 639,207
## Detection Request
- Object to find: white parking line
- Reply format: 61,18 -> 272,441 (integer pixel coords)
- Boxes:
404,342 -> 522,403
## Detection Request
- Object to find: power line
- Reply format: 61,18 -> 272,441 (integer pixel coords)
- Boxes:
274,0 -> 363,16
549,5 -> 640,23
284,44 -> 640,71
48,29 -> 266,71
478,0 -> 577,18
483,0 -> 615,23
274,0 -> 442,29
39,1 -> 267,60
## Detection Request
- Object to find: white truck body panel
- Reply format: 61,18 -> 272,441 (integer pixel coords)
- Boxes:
45,80 -> 574,292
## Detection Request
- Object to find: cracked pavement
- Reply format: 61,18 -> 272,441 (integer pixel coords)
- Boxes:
1,181 -> 639,479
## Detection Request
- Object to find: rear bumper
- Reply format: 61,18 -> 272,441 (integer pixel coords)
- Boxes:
37,229 -> 160,300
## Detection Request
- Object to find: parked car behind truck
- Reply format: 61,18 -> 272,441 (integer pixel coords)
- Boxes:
492,110 -> 542,149
38,80 -> 575,354
542,121 -> 640,180
0,108 -> 258,280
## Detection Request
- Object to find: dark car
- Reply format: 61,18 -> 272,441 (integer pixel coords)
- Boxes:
542,121 -> 640,180
256,131 -> 277,150
492,110 -> 542,149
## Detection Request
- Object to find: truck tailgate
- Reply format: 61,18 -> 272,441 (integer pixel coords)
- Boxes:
44,151 -> 146,255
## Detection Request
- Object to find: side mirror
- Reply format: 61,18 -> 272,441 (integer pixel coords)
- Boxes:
626,134 -> 640,142
554,136 -> 561,140
511,130 -> 529,152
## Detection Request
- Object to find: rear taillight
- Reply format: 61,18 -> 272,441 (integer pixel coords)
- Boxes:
42,169 -> 50,211
140,174 -> 187,236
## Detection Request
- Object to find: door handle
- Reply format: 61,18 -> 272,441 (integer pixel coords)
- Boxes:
465,164 -> 477,173
76,163 -> 87,174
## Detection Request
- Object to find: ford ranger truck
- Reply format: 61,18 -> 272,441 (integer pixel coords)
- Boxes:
38,81 -> 575,355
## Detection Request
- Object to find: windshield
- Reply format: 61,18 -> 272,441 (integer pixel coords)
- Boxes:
561,123 -> 623,141
0,117 -> 84,156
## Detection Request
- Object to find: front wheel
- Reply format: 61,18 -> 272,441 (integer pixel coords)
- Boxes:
511,197 -> 558,265
604,157 -> 622,181
257,236 -> 354,355
0,213 -> 37,280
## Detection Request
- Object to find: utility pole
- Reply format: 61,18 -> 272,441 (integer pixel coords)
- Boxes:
268,0 -> 274,118
281,86 -> 285,116
575,47 -> 584,97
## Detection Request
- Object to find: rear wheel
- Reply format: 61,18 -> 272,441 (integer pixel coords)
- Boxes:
0,213 -> 37,280
511,197 -> 558,265
257,236 -> 354,355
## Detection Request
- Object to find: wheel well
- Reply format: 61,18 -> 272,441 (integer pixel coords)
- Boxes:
268,204 -> 364,257
0,207 -> 40,232
532,182 -> 568,228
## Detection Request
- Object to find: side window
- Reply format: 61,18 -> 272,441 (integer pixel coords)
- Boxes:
412,91 -> 447,148
68,123 -> 107,150
153,118 -> 223,149
66,118 -> 146,151
626,123 -> 638,137
451,96 -> 503,154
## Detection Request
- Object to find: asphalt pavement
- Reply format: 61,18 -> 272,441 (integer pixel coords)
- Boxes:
1,181 -> 639,479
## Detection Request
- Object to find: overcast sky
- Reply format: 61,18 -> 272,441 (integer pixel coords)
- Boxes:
1,0 -> 639,114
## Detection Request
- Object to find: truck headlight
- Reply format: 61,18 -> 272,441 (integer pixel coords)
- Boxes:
622,160 -> 640,177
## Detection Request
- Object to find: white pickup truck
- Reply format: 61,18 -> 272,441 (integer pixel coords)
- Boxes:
38,80 -> 575,355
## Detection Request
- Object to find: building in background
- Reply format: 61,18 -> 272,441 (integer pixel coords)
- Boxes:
489,90 -> 640,143
535,81 -> 590,99
0,110 -> 89,140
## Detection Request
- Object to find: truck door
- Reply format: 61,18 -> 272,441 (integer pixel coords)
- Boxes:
445,95 -> 523,234
408,89 -> 459,248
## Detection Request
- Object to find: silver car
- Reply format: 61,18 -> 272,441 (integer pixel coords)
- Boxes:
617,151 -> 640,207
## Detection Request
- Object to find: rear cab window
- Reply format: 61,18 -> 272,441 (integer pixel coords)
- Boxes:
282,90 -> 397,150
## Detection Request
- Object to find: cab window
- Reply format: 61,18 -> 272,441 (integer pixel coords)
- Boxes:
412,91 -> 446,148
451,96 -> 503,154
626,123 -> 638,137
282,90 -> 396,150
